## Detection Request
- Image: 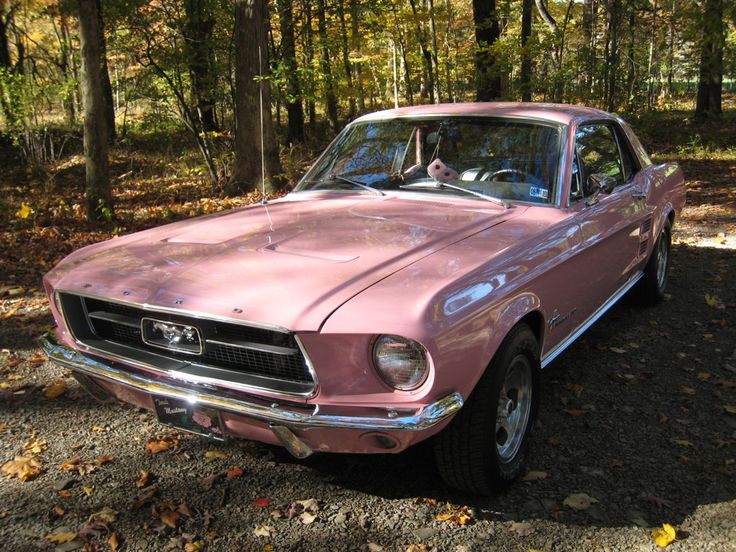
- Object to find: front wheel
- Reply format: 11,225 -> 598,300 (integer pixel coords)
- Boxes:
635,219 -> 671,305
434,324 -> 539,495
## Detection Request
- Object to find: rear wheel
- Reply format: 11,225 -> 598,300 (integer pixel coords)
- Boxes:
635,219 -> 671,305
434,324 -> 539,495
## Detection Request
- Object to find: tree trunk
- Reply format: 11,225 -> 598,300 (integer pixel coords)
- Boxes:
428,0 -> 441,103
408,0 -> 435,103
95,0 -> 115,143
520,0 -> 533,101
58,13 -> 77,125
277,0 -> 304,143
443,0 -> 455,102
604,0 -> 621,111
229,0 -> 284,196
349,0 -> 365,112
473,0 -> 501,101
78,0 -> 112,222
694,0 -> 724,119
582,0 -> 594,95
316,0 -> 339,131
336,0 -> 355,118
183,0 -> 218,133
646,0 -> 658,109
303,0 -> 316,129
0,0 -> 16,125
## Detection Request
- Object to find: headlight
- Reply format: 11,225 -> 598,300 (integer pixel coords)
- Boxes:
372,335 -> 429,390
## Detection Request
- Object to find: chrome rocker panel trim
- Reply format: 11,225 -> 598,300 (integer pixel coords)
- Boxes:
40,333 -> 464,433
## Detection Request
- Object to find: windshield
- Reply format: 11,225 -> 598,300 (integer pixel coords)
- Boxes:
296,117 -> 562,205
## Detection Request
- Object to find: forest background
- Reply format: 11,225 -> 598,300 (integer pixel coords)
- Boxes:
0,0 -> 735,279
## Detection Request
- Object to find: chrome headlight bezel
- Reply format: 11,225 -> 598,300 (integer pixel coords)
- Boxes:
372,334 -> 429,391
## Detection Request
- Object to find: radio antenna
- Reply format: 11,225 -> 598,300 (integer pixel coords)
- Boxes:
259,45 -> 267,205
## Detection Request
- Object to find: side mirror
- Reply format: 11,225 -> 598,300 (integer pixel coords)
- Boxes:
585,174 -> 616,205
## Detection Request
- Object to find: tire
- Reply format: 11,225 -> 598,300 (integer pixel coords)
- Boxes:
635,219 -> 671,306
434,324 -> 540,495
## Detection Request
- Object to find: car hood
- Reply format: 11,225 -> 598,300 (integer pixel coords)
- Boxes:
47,194 -> 524,331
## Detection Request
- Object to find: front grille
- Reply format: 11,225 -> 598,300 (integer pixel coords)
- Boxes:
58,293 -> 314,394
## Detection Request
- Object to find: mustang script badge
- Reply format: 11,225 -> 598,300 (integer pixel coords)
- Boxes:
141,318 -> 203,354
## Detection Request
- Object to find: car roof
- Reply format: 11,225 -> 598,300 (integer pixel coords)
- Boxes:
353,102 -> 612,126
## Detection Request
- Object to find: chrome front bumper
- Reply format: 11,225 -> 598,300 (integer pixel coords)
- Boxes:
41,333 -> 463,456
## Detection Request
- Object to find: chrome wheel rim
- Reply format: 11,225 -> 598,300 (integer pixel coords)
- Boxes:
656,233 -> 669,290
495,355 -> 533,462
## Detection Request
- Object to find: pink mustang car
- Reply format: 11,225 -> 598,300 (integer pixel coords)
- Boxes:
41,103 -> 685,494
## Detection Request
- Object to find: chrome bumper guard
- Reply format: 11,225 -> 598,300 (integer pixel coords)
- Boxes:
41,334 -> 463,456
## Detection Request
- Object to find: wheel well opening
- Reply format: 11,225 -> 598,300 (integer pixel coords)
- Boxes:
519,311 -> 544,349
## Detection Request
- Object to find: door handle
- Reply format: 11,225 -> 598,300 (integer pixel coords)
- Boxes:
632,190 -> 647,200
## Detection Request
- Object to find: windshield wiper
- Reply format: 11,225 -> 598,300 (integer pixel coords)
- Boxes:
309,175 -> 385,196
400,181 -> 509,208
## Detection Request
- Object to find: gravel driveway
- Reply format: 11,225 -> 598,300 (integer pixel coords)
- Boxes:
1,235 -> 735,552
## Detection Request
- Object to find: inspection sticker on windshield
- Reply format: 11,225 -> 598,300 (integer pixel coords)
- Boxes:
529,186 -> 549,199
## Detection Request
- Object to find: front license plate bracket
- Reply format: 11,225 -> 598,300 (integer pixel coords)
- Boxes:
153,395 -> 225,441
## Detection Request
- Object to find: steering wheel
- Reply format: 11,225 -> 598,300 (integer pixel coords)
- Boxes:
482,168 -> 537,183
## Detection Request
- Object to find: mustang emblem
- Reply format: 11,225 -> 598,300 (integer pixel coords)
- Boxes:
141,318 -> 203,354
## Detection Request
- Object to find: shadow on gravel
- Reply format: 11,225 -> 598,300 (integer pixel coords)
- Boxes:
1,245 -> 733,550
288,244 -> 736,529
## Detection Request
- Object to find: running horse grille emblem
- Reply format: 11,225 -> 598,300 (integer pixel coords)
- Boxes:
141,318 -> 203,355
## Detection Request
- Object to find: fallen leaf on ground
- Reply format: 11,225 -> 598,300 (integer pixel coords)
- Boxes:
45,531 -> 77,544
1,455 -> 44,481
108,533 -> 120,551
435,503 -> 473,525
89,506 -> 117,523
510,521 -> 534,536
704,293 -> 724,309
146,436 -> 179,454
680,386 -> 696,396
724,405 -> 736,415
610,347 -> 627,354
227,466 -> 244,479
22,437 -> 47,454
58,457 -> 82,472
299,511 -> 317,524
132,486 -> 158,510
652,523 -> 677,547
672,439 -> 694,448
44,380 -> 67,399
522,470 -> 548,481
160,509 -> 180,529
136,470 -> 152,488
405,545 -> 429,552
563,493 -> 598,510
200,470 -> 227,490
697,371 -> 712,381
184,542 -> 203,552
414,497 -> 438,505
27,352 -> 47,366
204,450 -> 226,461
53,505 -> 65,517
254,525 -> 275,537
253,497 -> 272,508
82,486 -> 94,496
